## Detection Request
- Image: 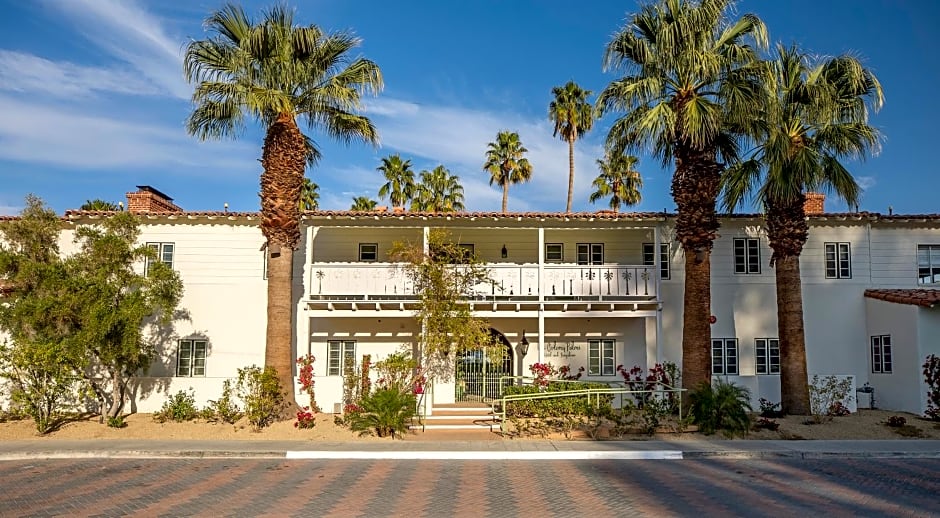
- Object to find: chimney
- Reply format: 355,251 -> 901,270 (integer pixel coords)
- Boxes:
125,186 -> 182,213
804,192 -> 825,215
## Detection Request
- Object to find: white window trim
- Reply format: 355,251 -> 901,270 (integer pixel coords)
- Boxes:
917,244 -> 940,285
146,242 -> 175,274
587,339 -> 615,376
824,242 -> 852,279
871,335 -> 893,374
576,243 -> 604,265
733,238 -> 760,275
176,339 -> 206,377
545,243 -> 564,263
359,243 -> 378,262
712,338 -> 739,375
327,340 -> 357,376
755,338 -> 780,375
643,242 -> 670,280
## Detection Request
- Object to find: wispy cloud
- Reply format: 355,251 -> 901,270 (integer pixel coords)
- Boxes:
0,50 -> 166,98
0,204 -> 22,216
857,175 -> 876,191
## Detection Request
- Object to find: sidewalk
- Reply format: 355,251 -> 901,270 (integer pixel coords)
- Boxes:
1,439 -> 938,460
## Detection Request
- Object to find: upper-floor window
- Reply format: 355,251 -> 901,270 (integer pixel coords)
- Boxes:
871,335 -> 892,373
327,340 -> 356,376
825,242 -> 852,279
712,338 -> 738,375
588,339 -> 615,375
545,243 -> 564,263
733,238 -> 760,274
177,339 -> 206,377
643,243 -> 670,279
577,243 -> 604,265
755,338 -> 780,375
146,242 -> 174,274
359,243 -> 378,262
918,244 -> 940,285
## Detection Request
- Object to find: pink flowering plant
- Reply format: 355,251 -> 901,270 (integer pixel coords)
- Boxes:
529,362 -> 583,388
294,407 -> 316,429
294,354 -> 320,429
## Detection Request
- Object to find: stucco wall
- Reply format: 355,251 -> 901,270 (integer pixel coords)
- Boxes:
917,308 -> 940,414
865,298 -> 920,413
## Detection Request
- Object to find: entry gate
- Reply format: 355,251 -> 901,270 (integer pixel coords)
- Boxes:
455,344 -> 513,402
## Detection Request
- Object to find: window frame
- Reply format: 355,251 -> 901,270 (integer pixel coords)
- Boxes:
359,243 -> 378,262
871,335 -> 893,374
545,243 -> 564,263
642,242 -> 670,280
755,338 -> 780,375
327,340 -> 357,376
576,243 -> 604,265
587,339 -> 615,376
146,242 -> 175,274
711,338 -> 739,375
733,238 -> 760,275
176,339 -> 206,377
824,242 -> 852,279
917,244 -> 940,285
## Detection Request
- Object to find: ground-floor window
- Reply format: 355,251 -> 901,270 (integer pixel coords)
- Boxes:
177,339 -> 206,377
327,340 -> 356,376
588,339 -> 615,375
871,335 -> 892,373
712,338 -> 738,375
755,338 -> 780,375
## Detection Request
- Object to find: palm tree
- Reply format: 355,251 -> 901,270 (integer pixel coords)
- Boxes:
589,151 -> 643,213
411,165 -> 465,212
483,131 -> 533,212
80,199 -> 119,211
549,81 -> 594,213
722,45 -> 883,414
377,154 -> 416,209
300,178 -> 319,211
184,4 -> 382,401
350,196 -> 378,211
597,0 -> 767,391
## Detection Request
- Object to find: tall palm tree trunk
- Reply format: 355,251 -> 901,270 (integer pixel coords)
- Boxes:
502,180 -> 509,213
775,255 -> 810,414
682,251 -> 712,389
566,137 -> 575,213
260,112 -> 306,408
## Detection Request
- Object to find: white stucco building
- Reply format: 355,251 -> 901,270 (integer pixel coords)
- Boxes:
6,186 -> 940,416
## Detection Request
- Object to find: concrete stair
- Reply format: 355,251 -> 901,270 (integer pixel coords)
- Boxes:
410,403 -> 500,433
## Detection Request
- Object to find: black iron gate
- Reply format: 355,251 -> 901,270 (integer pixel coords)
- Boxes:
455,331 -> 513,402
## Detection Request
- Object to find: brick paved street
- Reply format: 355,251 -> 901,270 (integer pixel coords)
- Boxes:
1,458 -> 937,517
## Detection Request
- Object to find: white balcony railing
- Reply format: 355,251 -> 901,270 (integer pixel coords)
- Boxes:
309,263 -> 657,300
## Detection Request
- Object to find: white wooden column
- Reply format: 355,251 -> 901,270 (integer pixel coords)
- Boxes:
537,226 -> 545,362
653,224 -> 663,364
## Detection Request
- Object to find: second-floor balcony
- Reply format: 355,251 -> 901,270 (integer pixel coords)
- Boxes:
308,263 -> 659,302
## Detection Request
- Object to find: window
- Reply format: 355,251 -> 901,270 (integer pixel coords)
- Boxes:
918,244 -> 940,285
825,242 -> 852,279
755,338 -> 780,375
733,238 -> 760,274
146,242 -> 174,274
643,243 -> 670,279
359,243 -> 378,262
588,339 -> 615,375
577,243 -> 604,265
871,335 -> 892,373
711,338 -> 738,375
545,243 -> 564,263
176,339 -> 206,377
327,340 -> 357,376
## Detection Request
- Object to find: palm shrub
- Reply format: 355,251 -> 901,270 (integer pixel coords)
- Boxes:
346,388 -> 416,438
688,380 -> 752,437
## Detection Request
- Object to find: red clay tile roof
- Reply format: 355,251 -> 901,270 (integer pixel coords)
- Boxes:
864,289 -> 940,308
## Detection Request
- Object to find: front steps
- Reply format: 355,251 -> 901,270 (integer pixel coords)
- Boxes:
410,403 -> 500,433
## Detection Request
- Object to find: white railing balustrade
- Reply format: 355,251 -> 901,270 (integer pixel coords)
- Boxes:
542,265 -> 656,298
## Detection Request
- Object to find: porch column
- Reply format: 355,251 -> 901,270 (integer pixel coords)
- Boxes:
538,308 -> 545,364
537,226 -> 545,362
654,224 -> 663,364
422,226 -> 429,256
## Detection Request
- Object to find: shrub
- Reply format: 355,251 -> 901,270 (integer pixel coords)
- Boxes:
295,407 -> 316,429
753,417 -> 780,431
503,382 -> 611,418
808,375 -> 854,423
296,354 -> 321,413
203,380 -> 241,424
886,415 -> 907,428
688,380 -> 752,437
828,401 -> 851,417
616,362 -> 680,412
346,388 -> 416,438
0,341 -> 81,434
153,389 -> 199,423
236,365 -> 286,430
758,398 -> 784,418
374,352 -> 419,394
924,355 -> 940,421
107,415 -> 127,428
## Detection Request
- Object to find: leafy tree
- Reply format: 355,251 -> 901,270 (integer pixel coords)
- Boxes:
722,45 -> 883,414
589,150 -> 643,213
185,4 -> 382,400
300,178 -> 319,211
350,196 -> 378,211
388,229 -> 495,380
80,199 -> 120,211
377,154 -> 416,209
597,0 -> 767,390
483,131 -> 532,212
411,165 -> 465,212
549,81 -> 594,212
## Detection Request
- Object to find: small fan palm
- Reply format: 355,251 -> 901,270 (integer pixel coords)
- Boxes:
79,199 -> 120,211
483,131 -> 532,212
350,196 -> 378,211
347,388 -> 416,438
411,165 -> 465,212
549,81 -> 594,212
589,152 -> 643,213
377,154 -> 416,209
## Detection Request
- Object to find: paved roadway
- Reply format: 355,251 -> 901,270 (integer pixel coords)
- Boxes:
1,457 -> 937,517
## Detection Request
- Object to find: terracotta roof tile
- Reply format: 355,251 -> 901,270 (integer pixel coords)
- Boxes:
864,289 -> 940,308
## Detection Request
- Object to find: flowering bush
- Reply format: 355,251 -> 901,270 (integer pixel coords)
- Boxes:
759,398 -> 784,418
529,362 -> 558,387
294,406 -> 316,429
343,403 -> 362,415
616,362 -> 679,411
296,354 -> 320,413
413,366 -> 427,395
924,355 -> 940,420
558,365 -> 584,380
886,415 -> 907,428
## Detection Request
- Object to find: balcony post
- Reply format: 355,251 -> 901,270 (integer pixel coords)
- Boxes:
537,227 -> 544,301
654,224 -> 663,364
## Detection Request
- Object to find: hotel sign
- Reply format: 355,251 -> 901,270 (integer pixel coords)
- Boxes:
544,341 -> 582,359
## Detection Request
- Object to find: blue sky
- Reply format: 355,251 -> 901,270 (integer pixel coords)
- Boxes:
0,0 -> 937,216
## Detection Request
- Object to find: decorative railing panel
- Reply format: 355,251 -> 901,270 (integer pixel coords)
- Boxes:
542,265 -> 657,299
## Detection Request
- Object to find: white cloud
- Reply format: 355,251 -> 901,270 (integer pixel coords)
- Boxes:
0,50 -> 165,98
0,204 -> 21,216
857,175 -> 876,191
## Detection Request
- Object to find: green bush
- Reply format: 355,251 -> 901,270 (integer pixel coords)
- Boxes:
688,380 -> 752,437
203,380 -> 242,424
346,388 -> 416,438
107,415 -> 127,428
153,389 -> 199,423
503,382 -> 612,418
236,365 -> 285,430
